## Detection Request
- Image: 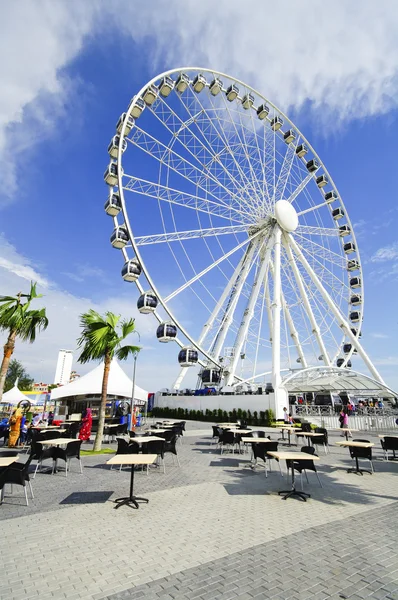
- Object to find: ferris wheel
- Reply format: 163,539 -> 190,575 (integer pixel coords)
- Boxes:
104,67 -> 384,395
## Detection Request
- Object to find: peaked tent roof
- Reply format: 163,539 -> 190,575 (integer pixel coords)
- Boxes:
50,359 -> 148,401
1,385 -> 29,405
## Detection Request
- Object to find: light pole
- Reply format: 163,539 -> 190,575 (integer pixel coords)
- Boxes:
130,351 -> 138,430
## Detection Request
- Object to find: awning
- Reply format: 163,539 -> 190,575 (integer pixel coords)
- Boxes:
282,366 -> 398,398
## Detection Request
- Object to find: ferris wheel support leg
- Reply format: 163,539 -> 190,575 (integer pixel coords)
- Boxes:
270,261 -> 308,369
211,243 -> 257,361
270,227 -> 287,419
226,233 -> 275,386
264,275 -> 273,343
288,234 -> 385,384
283,237 -> 331,367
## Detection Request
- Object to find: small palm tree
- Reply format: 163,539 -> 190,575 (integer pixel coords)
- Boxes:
77,310 -> 141,451
0,282 -> 48,401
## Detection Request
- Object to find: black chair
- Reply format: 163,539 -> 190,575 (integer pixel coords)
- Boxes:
292,446 -> 322,489
164,434 -> 180,470
264,441 -> 283,476
112,438 -> 132,471
30,441 -> 56,478
62,422 -> 80,439
103,425 -> 113,443
301,423 -> 312,433
219,430 -> 238,454
212,425 -> 221,445
128,440 -> 140,455
381,436 -> 398,460
0,455 -> 34,506
251,443 -> 269,477
349,439 -> 375,474
141,439 -> 165,474
313,428 -> 329,454
53,440 -> 83,477
116,423 -> 128,436
129,430 -> 136,438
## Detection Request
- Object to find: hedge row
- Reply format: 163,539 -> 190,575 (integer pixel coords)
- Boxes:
151,406 -> 276,426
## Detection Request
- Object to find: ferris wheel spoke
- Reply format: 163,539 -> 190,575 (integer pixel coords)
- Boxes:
126,128 -> 253,219
135,224 -> 249,246
297,201 -> 333,217
293,234 -> 347,270
164,232 -> 261,304
202,94 -> 265,216
273,141 -> 299,205
152,95 -> 259,217
287,233 -> 383,383
123,176 -> 248,223
175,91 -> 264,217
294,238 -> 349,292
286,170 -> 316,205
269,260 -> 308,368
282,235 -> 331,366
296,225 -> 340,237
226,231 -> 275,385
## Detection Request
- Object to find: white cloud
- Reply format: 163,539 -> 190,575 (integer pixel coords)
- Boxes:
373,356 -> 398,367
2,1 -> 398,204
370,242 -> 398,262
370,333 -> 389,339
0,234 -> 181,391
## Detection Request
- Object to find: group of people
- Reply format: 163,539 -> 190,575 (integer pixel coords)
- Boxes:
4,406 -> 94,448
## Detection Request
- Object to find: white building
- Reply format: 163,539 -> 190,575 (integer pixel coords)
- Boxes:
54,350 -> 73,385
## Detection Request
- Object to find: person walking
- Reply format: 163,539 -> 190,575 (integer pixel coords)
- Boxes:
339,407 -> 350,436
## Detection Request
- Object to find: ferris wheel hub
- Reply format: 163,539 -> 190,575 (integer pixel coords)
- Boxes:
274,200 -> 299,232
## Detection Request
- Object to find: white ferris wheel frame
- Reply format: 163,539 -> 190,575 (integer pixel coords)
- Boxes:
114,66 -> 384,394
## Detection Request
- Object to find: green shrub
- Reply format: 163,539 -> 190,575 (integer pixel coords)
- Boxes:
264,409 -> 275,427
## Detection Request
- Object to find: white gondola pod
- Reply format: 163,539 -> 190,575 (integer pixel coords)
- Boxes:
157,322 -> 177,342
192,74 -> 207,93
110,226 -> 129,249
270,116 -> 283,131
339,225 -> 351,237
316,174 -> 329,188
296,143 -> 308,158
306,159 -> 319,173
324,191 -> 338,203
241,93 -> 254,109
137,290 -> 158,313
337,358 -> 352,368
256,103 -> 269,120
104,160 -> 124,186
343,242 -> 356,254
332,207 -> 345,220
108,135 -> 127,158
350,277 -> 361,289
175,73 -> 190,93
159,76 -> 175,97
343,343 -> 357,355
350,311 -> 361,323
350,294 -> 362,306
178,346 -> 198,367
226,84 -> 239,101
347,259 -> 360,271
284,129 -> 296,144
201,368 -> 221,386
104,191 -> 121,217
128,96 -> 146,118
351,327 -> 362,338
142,84 -> 158,106
209,77 -> 223,96
116,113 -> 135,135
121,258 -> 142,282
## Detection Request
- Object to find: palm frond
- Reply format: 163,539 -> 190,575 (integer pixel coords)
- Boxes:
116,345 -> 141,361
121,318 -> 139,340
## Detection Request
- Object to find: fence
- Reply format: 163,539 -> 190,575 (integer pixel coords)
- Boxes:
292,405 -> 398,432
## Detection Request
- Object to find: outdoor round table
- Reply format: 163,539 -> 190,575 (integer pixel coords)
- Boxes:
0,455 -> 19,468
267,451 -> 320,501
107,454 -> 157,509
295,431 -> 324,446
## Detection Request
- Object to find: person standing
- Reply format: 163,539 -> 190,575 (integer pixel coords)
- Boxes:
8,407 -> 24,447
78,408 -> 93,443
283,407 -> 289,423
339,407 -> 349,436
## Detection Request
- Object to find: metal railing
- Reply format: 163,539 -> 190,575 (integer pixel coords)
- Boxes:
292,405 -> 398,432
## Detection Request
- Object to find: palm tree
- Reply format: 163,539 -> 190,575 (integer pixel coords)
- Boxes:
77,310 -> 141,451
0,282 -> 48,402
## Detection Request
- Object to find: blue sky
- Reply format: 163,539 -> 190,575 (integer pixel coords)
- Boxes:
1,1 -> 398,392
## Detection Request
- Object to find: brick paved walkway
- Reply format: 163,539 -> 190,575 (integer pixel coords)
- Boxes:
0,421 -> 397,600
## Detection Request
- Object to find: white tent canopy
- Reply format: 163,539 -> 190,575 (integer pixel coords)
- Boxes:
50,359 -> 148,402
1,385 -> 29,405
